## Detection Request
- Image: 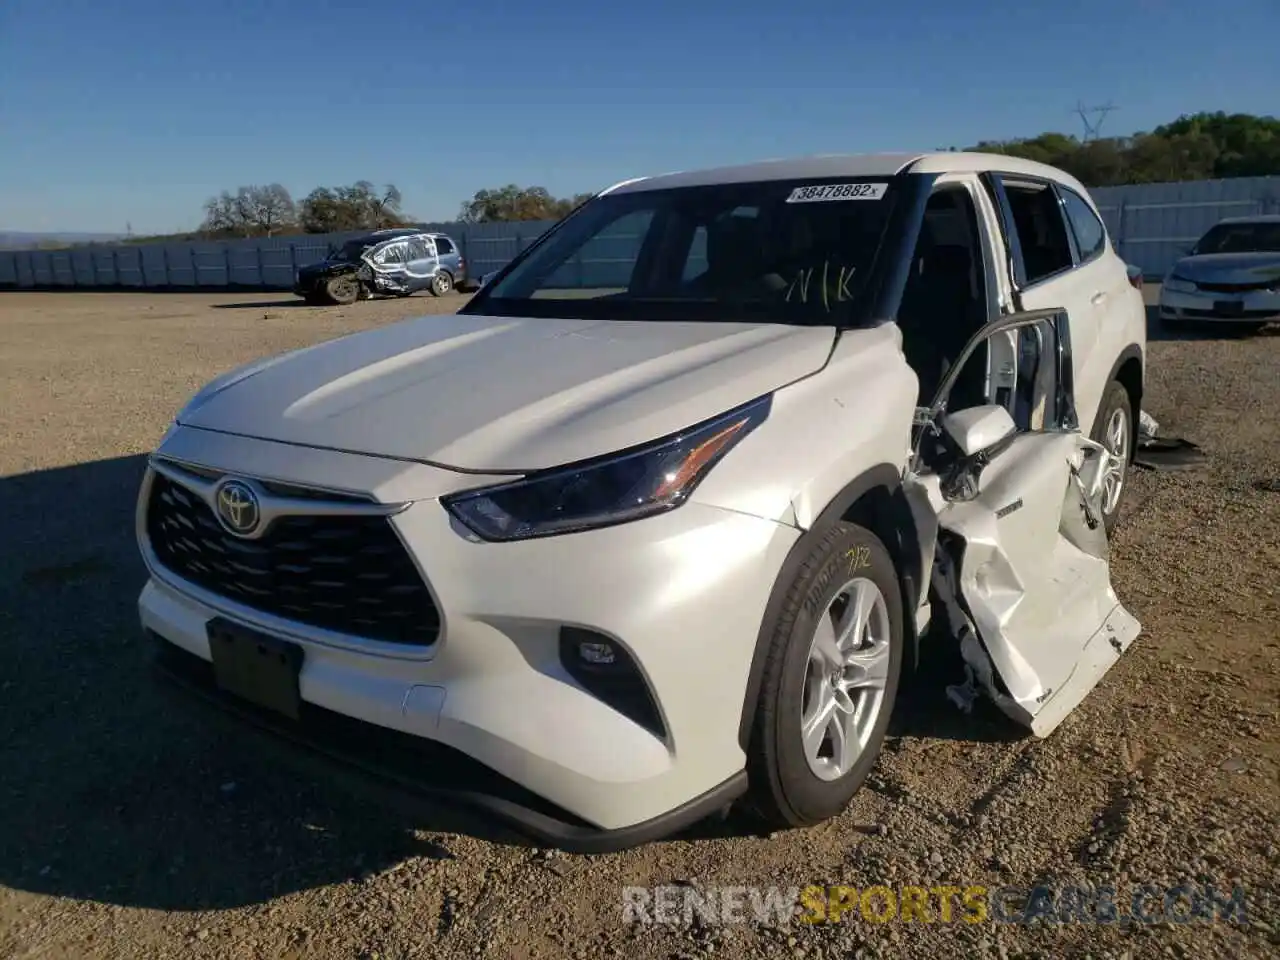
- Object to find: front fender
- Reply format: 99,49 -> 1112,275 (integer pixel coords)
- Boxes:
702,329 -> 928,751
733,463 -> 931,752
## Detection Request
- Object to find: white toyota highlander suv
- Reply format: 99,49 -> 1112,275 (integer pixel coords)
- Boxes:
138,152 -> 1147,851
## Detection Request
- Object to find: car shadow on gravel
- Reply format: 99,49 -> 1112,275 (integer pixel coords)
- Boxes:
0,455 -> 528,913
210,299 -> 315,310
642,631 -> 1030,847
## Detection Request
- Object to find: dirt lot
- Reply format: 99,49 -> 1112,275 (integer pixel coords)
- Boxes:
1,290 -> 1277,960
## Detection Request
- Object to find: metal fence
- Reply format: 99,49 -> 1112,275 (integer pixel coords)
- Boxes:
0,220 -> 564,291
2,176 -> 1278,291
1091,176 -> 1280,277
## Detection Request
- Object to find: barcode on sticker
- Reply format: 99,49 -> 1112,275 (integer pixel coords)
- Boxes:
785,182 -> 888,203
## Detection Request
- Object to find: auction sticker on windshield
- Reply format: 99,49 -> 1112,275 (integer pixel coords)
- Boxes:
785,183 -> 888,203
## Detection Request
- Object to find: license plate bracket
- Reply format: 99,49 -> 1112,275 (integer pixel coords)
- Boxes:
207,618 -> 304,720
1215,299 -> 1245,316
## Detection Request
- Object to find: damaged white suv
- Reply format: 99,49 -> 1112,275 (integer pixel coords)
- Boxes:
138,153 -> 1147,851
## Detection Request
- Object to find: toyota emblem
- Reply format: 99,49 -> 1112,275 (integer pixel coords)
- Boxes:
215,480 -> 261,536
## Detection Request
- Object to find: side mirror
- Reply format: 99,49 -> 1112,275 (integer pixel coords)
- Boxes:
941,404 -> 1017,457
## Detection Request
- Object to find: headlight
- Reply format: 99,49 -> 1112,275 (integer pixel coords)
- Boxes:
1163,275 -> 1196,294
443,395 -> 772,542
158,420 -> 180,446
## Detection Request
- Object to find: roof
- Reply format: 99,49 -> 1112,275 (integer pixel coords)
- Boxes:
351,227 -> 455,243
605,151 -> 1092,197
608,154 -> 923,193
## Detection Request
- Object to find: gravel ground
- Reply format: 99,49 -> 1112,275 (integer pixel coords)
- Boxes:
1,289 -> 1277,960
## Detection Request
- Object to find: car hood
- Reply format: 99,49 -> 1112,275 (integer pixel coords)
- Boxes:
176,313 -> 836,472
1170,252 -> 1280,285
299,259 -> 357,276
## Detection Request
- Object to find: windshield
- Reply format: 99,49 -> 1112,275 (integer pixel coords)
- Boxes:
329,239 -> 375,262
1194,222 -> 1280,254
466,177 -> 899,325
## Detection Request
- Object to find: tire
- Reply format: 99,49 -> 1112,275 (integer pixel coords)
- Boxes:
323,274 -> 360,305
1090,379 -> 1133,536
429,271 -> 454,297
745,522 -> 904,829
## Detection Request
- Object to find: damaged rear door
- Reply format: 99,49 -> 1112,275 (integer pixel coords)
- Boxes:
908,307 -> 1141,737
403,236 -> 438,292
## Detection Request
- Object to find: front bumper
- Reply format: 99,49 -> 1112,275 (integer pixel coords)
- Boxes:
149,632 -> 746,852
137,426 -> 798,845
1159,285 -> 1280,323
293,272 -> 324,296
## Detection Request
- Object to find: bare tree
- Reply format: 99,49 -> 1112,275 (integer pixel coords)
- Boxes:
241,184 -> 296,236
199,184 -> 297,237
200,191 -> 240,236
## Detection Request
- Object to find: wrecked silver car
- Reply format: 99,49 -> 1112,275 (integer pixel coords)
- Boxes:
293,228 -> 467,305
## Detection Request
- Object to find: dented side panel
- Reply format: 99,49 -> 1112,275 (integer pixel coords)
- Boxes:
932,431 -> 1141,737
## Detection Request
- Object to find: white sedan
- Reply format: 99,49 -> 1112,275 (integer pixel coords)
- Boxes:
1159,215 -> 1280,330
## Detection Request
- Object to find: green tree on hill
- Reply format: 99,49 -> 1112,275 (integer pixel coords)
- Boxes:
968,111 -> 1280,186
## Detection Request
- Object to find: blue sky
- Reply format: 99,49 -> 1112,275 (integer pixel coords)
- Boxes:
1,0 -> 1277,234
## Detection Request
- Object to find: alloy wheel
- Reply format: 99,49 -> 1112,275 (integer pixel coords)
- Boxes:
1101,406 -> 1129,515
801,577 -> 892,782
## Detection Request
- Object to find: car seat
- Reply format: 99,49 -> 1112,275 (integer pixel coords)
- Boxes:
898,233 -> 986,408
694,214 -> 765,296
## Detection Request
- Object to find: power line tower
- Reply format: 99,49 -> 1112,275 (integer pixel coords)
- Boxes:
1075,101 -> 1118,141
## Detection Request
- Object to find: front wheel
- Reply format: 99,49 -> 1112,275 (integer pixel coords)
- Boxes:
745,522 -> 904,829
1091,379 -> 1133,536
323,275 -> 361,305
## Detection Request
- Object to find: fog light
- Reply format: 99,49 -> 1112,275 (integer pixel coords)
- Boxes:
577,640 -> 617,666
559,627 -> 666,738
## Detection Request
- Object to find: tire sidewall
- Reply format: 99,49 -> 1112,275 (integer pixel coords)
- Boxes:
325,275 -> 359,304
431,271 -> 453,296
760,524 -> 904,824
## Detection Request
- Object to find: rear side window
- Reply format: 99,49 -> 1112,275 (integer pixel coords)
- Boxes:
435,237 -> 455,254
1001,179 -> 1074,285
378,243 -> 407,264
1059,188 -> 1107,262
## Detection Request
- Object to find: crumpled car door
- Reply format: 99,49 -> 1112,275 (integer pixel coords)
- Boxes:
910,308 -> 1141,738
364,240 -> 413,294
403,237 -> 437,292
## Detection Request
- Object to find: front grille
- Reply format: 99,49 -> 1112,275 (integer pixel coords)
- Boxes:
1195,279 -> 1275,294
145,473 -> 440,646
1182,307 -> 1279,320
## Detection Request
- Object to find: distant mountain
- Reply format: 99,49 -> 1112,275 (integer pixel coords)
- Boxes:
0,231 -> 126,249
